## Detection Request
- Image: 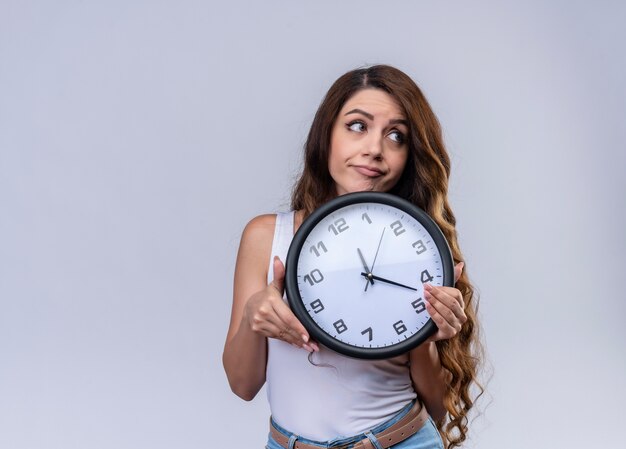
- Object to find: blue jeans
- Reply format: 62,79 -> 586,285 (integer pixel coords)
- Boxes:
266,401 -> 444,449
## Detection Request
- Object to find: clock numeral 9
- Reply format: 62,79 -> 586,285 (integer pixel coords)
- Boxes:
309,241 -> 328,257
309,299 -> 325,314
390,220 -> 406,236
333,319 -> 348,334
361,327 -> 373,341
412,240 -> 426,255
328,218 -> 349,235
420,270 -> 434,283
393,320 -> 407,335
303,269 -> 324,286
361,212 -> 372,224
412,298 -> 426,314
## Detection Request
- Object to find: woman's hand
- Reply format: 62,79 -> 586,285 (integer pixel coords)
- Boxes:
243,256 -> 319,352
423,262 -> 467,342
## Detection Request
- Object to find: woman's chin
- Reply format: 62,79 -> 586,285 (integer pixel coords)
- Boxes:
336,180 -> 389,196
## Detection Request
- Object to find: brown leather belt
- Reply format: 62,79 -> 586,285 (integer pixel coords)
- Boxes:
269,402 -> 429,449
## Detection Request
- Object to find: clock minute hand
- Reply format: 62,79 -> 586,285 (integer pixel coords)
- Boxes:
357,248 -> 374,286
360,272 -> 417,291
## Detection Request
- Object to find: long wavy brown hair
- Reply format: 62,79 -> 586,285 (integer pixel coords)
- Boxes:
291,65 -> 484,448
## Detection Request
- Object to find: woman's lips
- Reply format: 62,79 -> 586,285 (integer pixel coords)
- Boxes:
353,165 -> 383,177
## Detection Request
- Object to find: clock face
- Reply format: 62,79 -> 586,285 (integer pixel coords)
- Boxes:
285,192 -> 454,359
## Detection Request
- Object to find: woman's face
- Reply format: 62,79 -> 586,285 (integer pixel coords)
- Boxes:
328,88 -> 409,196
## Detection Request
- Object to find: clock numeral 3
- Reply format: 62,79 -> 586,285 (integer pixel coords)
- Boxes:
412,240 -> 427,255
420,270 -> 434,283
328,218 -> 349,235
412,298 -> 426,314
309,299 -> 325,314
390,220 -> 406,236
303,269 -> 324,286
333,319 -> 348,334
393,320 -> 408,335
361,327 -> 373,342
309,241 -> 328,257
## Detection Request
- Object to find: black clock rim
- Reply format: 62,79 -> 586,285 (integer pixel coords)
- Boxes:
285,192 -> 454,360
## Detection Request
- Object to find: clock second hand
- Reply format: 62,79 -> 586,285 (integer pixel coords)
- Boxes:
360,272 -> 417,291
365,227 -> 386,292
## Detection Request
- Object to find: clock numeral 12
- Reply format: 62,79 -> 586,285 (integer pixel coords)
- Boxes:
309,299 -> 324,314
393,320 -> 407,335
328,218 -> 349,235
309,241 -> 328,257
333,319 -> 348,334
412,240 -> 427,255
390,220 -> 406,236
303,269 -> 324,286
361,327 -> 373,342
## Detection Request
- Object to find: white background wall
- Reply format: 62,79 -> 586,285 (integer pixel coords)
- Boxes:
1,1 -> 624,448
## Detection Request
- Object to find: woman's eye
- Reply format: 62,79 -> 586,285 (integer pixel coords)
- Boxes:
388,130 -> 405,144
347,121 -> 366,133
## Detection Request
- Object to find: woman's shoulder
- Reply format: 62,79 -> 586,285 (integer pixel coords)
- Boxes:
239,210 -> 301,249
244,213 -> 277,230
235,214 -> 278,279
242,210 -> 301,234
240,214 -> 278,246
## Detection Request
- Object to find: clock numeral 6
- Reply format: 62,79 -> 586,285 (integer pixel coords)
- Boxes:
412,240 -> 427,255
420,270 -> 434,283
333,319 -> 348,334
303,269 -> 324,286
309,241 -> 328,257
309,299 -> 325,314
361,327 -> 373,342
393,320 -> 407,335
390,220 -> 406,236
328,218 -> 349,235
411,298 -> 426,314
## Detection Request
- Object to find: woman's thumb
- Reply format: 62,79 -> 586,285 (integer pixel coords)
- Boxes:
271,256 -> 286,294
454,261 -> 464,284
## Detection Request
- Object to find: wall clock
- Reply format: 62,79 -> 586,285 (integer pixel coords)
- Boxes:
285,192 -> 454,359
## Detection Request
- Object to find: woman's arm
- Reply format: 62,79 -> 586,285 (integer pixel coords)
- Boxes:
409,262 -> 466,422
222,215 -> 273,400
409,342 -> 449,422
222,215 -> 313,401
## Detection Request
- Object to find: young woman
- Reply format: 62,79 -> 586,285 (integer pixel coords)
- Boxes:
223,65 -> 482,449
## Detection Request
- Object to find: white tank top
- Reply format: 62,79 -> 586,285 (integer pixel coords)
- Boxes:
266,211 -> 416,440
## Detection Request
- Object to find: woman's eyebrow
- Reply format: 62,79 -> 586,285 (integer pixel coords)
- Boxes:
344,109 -> 408,127
344,108 -> 374,120
389,118 -> 409,127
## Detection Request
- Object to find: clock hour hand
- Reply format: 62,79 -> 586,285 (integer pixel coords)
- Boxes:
357,248 -> 374,287
360,272 -> 417,291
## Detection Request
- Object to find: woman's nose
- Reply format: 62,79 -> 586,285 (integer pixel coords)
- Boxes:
363,135 -> 383,159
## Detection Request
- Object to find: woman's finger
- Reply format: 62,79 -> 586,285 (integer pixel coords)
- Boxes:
454,261 -> 464,284
254,296 -> 317,351
270,256 -> 286,295
272,298 -> 315,347
424,293 -> 464,329
256,316 -> 311,349
425,301 -> 458,340
424,284 -> 467,323
425,296 -> 461,333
